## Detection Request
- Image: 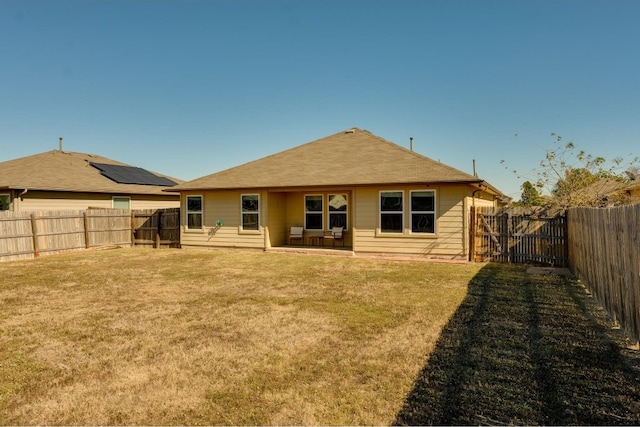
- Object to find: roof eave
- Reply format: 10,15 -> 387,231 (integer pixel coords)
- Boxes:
472,180 -> 506,198
2,185 -> 178,196
169,179 -> 487,193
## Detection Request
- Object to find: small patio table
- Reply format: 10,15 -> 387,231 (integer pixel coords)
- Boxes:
308,235 -> 324,246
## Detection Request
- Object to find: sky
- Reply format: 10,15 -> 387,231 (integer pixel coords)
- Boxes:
2,1 -> 639,199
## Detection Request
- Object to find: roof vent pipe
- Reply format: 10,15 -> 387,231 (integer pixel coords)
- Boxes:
59,137 -> 63,152
410,137 -> 413,151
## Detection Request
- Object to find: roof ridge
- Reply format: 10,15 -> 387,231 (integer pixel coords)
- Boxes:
172,127 -> 496,192
357,129 -> 479,181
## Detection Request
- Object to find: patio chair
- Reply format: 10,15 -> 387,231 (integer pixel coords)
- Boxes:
324,226 -> 345,248
288,226 -> 304,245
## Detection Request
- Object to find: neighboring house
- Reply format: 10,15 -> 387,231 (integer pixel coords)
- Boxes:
626,181 -> 640,204
0,149 -> 182,211
170,128 -> 505,260
563,178 -> 628,208
564,178 -> 640,207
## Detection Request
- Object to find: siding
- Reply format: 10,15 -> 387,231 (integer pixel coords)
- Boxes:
354,185 -> 470,259
285,193 -> 305,229
16,191 -> 179,211
131,197 -> 180,210
180,190 -> 265,249
178,185 -> 496,258
267,192 -> 286,247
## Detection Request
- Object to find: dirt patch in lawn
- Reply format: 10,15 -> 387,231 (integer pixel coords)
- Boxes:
395,263 -> 640,425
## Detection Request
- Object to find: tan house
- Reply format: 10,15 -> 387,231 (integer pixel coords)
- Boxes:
626,181 -> 640,204
0,149 -> 182,211
171,128 -> 505,260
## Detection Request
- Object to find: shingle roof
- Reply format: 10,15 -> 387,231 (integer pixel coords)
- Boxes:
626,181 -> 640,192
173,128 -> 495,191
0,150 -> 183,195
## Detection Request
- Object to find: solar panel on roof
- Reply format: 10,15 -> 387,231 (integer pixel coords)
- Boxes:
90,162 -> 177,186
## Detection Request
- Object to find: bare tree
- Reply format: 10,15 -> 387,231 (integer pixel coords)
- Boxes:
502,133 -> 639,208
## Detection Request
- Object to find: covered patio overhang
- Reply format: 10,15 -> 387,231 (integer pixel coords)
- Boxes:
262,187 -> 353,251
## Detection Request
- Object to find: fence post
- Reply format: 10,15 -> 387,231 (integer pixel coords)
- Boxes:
131,211 -> 136,247
506,211 -> 511,264
155,210 -> 162,249
83,211 -> 91,248
469,206 -> 476,262
30,212 -> 40,257
562,212 -> 569,268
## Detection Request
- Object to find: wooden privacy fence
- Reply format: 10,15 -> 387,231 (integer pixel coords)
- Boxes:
568,204 -> 640,342
132,208 -> 180,248
471,206 -> 568,267
0,208 -> 180,262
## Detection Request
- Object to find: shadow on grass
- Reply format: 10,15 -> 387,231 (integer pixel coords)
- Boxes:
395,263 -> 640,426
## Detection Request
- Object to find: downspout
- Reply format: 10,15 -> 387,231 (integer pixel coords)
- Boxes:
17,188 -> 28,211
469,184 -> 485,262
471,189 -> 481,209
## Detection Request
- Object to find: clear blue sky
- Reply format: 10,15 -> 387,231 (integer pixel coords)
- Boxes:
2,1 -> 639,199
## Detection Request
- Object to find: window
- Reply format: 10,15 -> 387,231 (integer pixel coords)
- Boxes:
305,195 -> 323,230
112,196 -> 131,209
0,194 -> 10,211
328,194 -> 348,230
241,194 -> 259,231
411,190 -> 436,234
380,191 -> 403,233
186,195 -> 203,229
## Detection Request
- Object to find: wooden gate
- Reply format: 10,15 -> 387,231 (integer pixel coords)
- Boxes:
471,206 -> 568,267
132,208 -> 180,248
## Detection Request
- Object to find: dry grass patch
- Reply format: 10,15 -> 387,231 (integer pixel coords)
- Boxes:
0,248 -> 482,425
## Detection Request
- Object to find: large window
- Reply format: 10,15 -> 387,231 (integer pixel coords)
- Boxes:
305,195 -> 323,230
241,194 -> 260,231
328,194 -> 348,229
0,194 -> 10,211
411,190 -> 436,234
186,195 -> 203,229
380,191 -> 403,233
112,196 -> 131,210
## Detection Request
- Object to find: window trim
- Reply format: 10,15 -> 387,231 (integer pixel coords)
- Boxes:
379,190 -> 404,234
186,195 -> 203,230
304,194 -> 324,230
410,189 -> 436,235
327,193 -> 348,231
0,193 -> 10,211
112,196 -> 131,210
240,193 -> 260,232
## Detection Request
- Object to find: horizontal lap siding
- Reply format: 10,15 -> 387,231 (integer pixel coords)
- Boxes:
180,190 -> 265,249
20,192 -> 112,210
354,186 -> 466,258
129,197 -> 179,210
285,193 -> 305,228
267,192 -> 286,247
18,191 -> 178,210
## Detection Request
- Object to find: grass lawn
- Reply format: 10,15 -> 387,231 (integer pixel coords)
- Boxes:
1,248 -> 639,425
